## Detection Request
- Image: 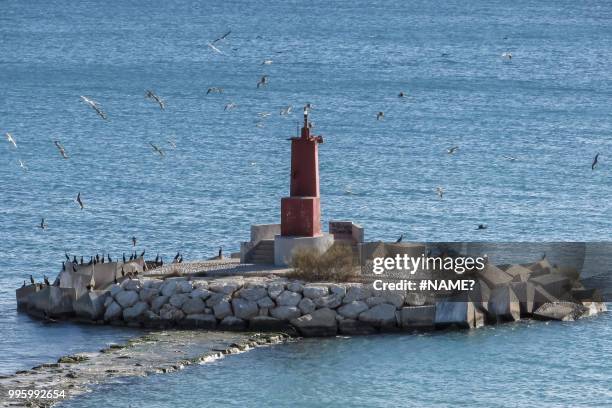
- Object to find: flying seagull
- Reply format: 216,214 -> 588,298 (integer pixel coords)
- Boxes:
150,142 -> 165,157
18,160 -> 28,171
80,96 -> 107,120
54,140 -> 69,159
212,30 -> 231,44
206,87 -> 223,94
167,139 -> 177,149
224,102 -> 237,111
207,42 -> 224,54
280,106 -> 293,116
501,52 -> 512,60
447,146 -> 459,154
145,90 -> 165,110
376,111 -> 384,121
76,192 -> 84,210
256,75 -> 269,88
39,218 -> 48,230
592,153 -> 599,170
5,132 -> 16,148
436,187 -> 444,199
502,155 -> 517,161
262,59 -> 273,65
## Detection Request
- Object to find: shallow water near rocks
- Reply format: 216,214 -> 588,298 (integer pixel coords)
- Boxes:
58,313 -> 611,408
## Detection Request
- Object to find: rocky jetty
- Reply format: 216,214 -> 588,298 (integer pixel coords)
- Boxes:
17,255 -> 607,337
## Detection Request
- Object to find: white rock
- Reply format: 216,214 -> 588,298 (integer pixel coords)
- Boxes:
267,282 -> 285,299
298,297 -> 316,314
329,284 -> 347,298
213,299 -> 233,319
190,288 -> 212,300
122,279 -> 142,292
232,298 -> 259,320
160,280 -> 178,297
206,292 -> 229,308
115,290 -> 139,308
314,294 -> 342,309
358,303 -> 397,328
338,301 -> 369,319
303,285 -> 329,299
276,290 -> 302,306
290,308 -> 338,337
169,293 -> 190,308
287,281 -> 304,293
270,306 -> 302,320
343,285 -> 371,303
405,292 -> 427,306
109,284 -> 123,297
177,280 -> 193,294
257,296 -> 275,308
159,304 -> 185,321
192,281 -> 209,289
139,287 -> 159,303
104,301 -> 122,321
151,295 -> 169,313
104,295 -> 114,308
239,286 -> 268,301
143,279 -> 163,289
181,298 -> 206,315
209,281 -> 240,295
123,301 -> 149,320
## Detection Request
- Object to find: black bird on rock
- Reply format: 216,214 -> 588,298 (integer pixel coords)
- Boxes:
123,253 -> 126,263
396,234 -> 403,243
72,263 -> 77,272
62,261 -> 65,271
140,250 -> 145,258
218,247 -> 223,259
121,267 -> 125,277
73,256 -> 78,264
155,253 -> 159,263
80,256 -> 84,265
107,254 -> 112,263
30,275 -> 35,284
44,276 -> 50,286
173,252 -> 180,262
65,252 -> 70,261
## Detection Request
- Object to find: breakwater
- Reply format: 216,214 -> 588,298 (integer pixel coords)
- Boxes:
16,257 -> 607,337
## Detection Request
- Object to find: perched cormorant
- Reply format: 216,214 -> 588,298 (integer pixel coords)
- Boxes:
73,255 -> 78,264
121,267 -> 125,277
30,275 -> 35,284
107,254 -> 112,263
140,250 -> 145,258
114,276 -> 118,284
173,252 -> 180,262
65,252 -> 70,261
62,261 -> 65,271
123,253 -> 126,263
218,247 -> 223,259
44,276 -> 50,286
396,234 -> 403,243
22,281 -> 26,288
80,256 -> 84,265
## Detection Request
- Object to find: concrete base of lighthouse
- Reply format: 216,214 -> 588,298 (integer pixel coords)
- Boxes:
274,233 -> 335,267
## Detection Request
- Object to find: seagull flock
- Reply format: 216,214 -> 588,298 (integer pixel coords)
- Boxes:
1,31 -> 606,243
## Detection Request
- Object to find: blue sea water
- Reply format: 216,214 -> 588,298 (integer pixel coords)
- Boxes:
1,0 -> 611,404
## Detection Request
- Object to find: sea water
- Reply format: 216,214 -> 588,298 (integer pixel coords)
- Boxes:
0,0 -> 611,404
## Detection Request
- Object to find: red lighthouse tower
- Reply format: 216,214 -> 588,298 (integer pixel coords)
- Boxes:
280,107 -> 324,237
